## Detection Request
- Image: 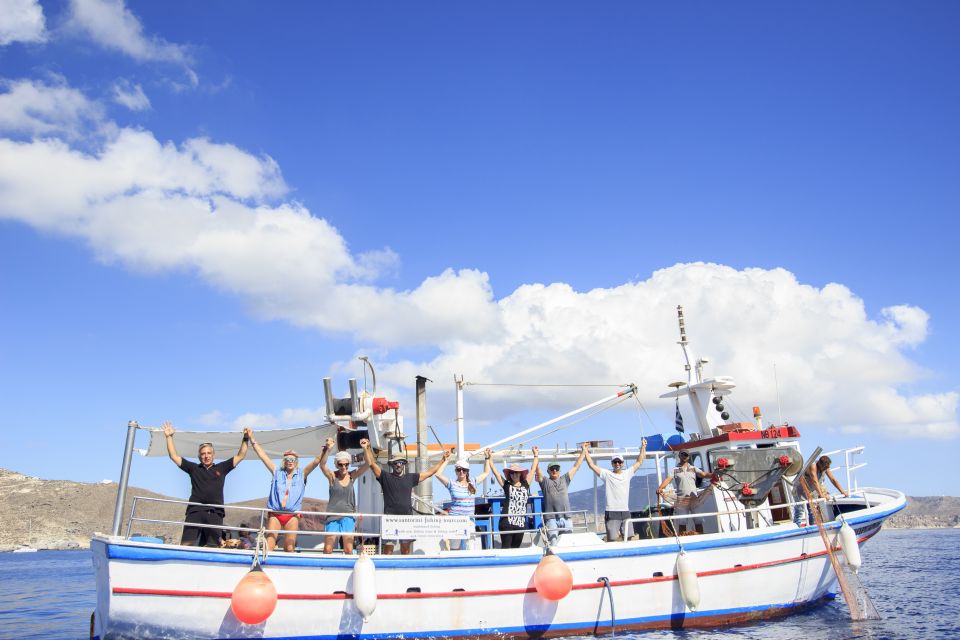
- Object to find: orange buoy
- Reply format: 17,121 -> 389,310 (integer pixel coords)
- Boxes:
231,566 -> 278,625
533,553 -> 573,601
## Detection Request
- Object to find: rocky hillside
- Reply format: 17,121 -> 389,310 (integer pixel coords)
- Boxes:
1,467 -> 956,550
0,468 -> 328,551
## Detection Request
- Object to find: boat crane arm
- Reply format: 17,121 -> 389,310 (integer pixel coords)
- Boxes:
475,386 -> 636,454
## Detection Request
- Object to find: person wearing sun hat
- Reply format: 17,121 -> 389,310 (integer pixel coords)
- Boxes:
437,454 -> 491,550
364,441 -> 451,555
318,437 -> 371,554
245,427 -> 325,552
486,448 -> 535,549
584,439 -> 648,542
534,444 -> 587,545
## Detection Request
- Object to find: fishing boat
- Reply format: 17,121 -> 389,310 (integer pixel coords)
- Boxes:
90,307 -> 905,639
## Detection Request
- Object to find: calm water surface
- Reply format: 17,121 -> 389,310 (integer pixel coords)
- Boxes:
0,529 -> 956,639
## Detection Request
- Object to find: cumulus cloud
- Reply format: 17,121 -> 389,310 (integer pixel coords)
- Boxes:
0,77 -> 105,139
66,0 -> 197,85
111,79 -> 150,111
0,81 -> 955,441
0,0 -> 46,45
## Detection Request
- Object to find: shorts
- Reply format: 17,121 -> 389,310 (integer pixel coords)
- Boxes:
325,516 -> 356,534
604,510 -> 632,542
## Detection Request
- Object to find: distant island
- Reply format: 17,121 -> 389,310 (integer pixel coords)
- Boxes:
0,467 -> 956,551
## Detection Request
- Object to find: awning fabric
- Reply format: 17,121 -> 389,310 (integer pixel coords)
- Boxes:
140,424 -> 340,459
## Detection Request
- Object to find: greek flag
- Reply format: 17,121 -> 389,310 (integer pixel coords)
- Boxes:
675,400 -> 684,433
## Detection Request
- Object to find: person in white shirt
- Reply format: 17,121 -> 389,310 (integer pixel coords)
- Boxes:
584,439 -> 647,541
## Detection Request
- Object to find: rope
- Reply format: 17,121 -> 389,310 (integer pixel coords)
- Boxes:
251,525 -> 269,569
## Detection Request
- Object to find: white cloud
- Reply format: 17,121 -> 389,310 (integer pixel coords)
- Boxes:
0,80 -> 955,441
0,0 -> 47,45
111,79 -> 150,111
66,0 -> 197,85
0,77 -> 105,139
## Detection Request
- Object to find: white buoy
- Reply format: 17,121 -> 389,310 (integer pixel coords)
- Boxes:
838,521 -> 862,573
676,550 -> 700,611
352,552 -> 377,621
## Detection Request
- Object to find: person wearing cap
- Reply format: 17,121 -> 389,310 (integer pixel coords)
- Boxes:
364,442 -> 451,555
534,444 -> 587,545
656,449 -> 711,534
486,447 -> 534,549
318,437 -> 371,554
162,421 -> 249,547
584,439 -> 648,542
246,427 -> 325,552
437,455 -> 490,550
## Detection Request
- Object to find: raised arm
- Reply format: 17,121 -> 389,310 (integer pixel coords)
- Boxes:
232,429 -> 250,467
350,441 -> 371,480
362,439 -> 381,478
244,427 -> 275,473
583,443 -> 603,476
419,448 -> 452,482
162,421 -> 182,467
485,448 -> 505,487
530,446 -> 541,482
311,437 -> 335,480
629,438 -> 648,473
567,445 -> 587,480
475,452 -> 491,483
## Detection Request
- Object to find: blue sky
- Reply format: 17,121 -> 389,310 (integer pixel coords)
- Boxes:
1,1 -> 957,502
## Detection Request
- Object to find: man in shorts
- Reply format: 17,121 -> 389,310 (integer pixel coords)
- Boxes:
533,444 -> 587,545
584,439 -> 647,542
162,421 -> 249,546
364,445 -> 451,554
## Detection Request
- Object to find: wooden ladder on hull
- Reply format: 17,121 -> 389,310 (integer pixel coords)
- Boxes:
799,477 -> 864,620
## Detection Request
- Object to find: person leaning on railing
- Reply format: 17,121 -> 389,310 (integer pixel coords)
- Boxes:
162,421 -> 248,547
246,427 -> 325,552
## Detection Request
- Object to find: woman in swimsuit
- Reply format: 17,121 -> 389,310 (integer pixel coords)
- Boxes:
246,427 -> 324,552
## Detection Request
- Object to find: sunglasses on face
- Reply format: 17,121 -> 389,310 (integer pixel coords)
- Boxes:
283,456 -> 297,462
337,462 -> 349,468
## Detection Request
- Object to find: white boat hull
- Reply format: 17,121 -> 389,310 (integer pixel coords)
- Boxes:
91,488 -> 903,639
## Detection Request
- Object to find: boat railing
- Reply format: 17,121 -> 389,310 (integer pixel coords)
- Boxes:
124,495 -> 598,551
821,445 -> 866,494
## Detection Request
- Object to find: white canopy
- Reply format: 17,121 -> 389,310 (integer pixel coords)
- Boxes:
140,424 -> 340,459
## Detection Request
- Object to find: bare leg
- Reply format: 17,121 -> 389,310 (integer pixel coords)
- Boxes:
282,517 -> 299,552
265,516 -> 280,551
323,534 -> 337,554
342,534 -> 354,555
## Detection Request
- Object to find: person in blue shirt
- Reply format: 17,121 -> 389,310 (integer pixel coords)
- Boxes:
246,427 -> 324,552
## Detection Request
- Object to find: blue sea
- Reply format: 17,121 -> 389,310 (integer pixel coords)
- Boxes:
1,529 -> 957,639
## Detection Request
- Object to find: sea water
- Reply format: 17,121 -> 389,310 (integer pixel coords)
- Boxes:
0,529 -> 957,640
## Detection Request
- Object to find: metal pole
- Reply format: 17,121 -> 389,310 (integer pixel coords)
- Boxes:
111,421 -> 139,537
454,374 -> 465,457
477,387 -> 635,454
414,376 -> 432,513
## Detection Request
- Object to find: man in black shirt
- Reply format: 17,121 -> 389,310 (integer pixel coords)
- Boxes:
362,440 -> 450,555
163,421 -> 249,547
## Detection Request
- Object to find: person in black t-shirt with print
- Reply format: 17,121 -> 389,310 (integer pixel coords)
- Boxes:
162,421 -> 249,547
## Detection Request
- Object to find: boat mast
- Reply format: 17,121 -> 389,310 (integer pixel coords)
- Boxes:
111,420 -> 139,536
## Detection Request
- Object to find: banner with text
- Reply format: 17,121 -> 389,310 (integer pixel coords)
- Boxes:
381,515 -> 473,540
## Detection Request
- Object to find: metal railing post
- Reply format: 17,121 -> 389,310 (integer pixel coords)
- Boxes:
111,421 -> 139,536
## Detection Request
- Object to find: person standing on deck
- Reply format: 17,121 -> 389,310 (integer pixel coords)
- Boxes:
656,450 -> 711,534
534,445 -> 587,545
246,427 -> 325,552
584,439 -> 647,542
319,437 -> 371,554
437,456 -> 490,550
364,444 -> 451,555
162,421 -> 248,547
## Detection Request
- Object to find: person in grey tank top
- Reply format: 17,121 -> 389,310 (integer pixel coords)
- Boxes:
318,437 -> 370,554
533,445 -> 587,545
